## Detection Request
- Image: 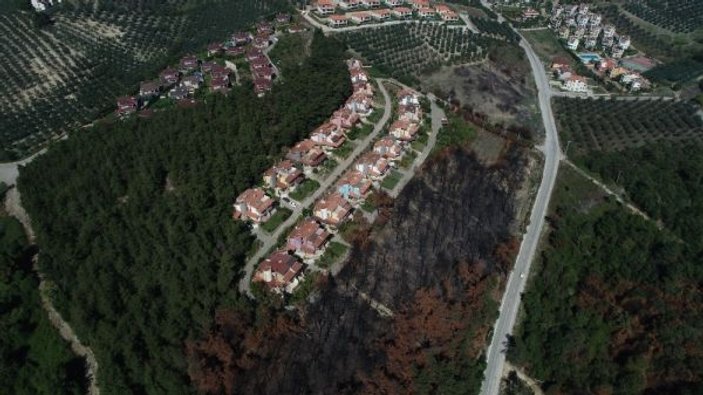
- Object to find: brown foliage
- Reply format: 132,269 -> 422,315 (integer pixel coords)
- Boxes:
361,260 -> 496,393
185,308 -> 300,394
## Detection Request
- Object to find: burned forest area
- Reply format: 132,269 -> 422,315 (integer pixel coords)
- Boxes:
188,142 -> 529,395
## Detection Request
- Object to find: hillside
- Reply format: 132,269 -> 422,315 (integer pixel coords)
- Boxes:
0,0 -> 288,161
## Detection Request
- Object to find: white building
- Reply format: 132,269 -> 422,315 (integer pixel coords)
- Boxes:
563,75 -> 588,93
31,0 -> 61,11
567,36 -> 580,51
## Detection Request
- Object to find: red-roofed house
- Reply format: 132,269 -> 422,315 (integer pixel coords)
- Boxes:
339,0 -> 362,9
410,0 -> 429,9
225,46 -> 245,57
354,152 -> 389,179
522,8 -> 539,18
253,34 -> 270,49
276,13 -> 291,24
182,75 -> 203,92
180,55 -> 199,72
254,78 -> 273,96
346,92 -> 373,115
398,104 -> 422,122
349,11 -> 373,24
160,68 -> 180,85
254,251 -> 304,293
418,7 -> 435,17
233,188 -> 276,223
207,43 -> 223,57
336,170 -> 373,201
252,65 -> 274,80
328,14 -> 349,27
397,88 -> 420,106
371,8 -> 392,20
384,0 -> 403,6
440,9 -> 458,21
563,74 -> 587,92
286,218 -> 331,257
256,21 -> 274,35
139,81 -> 160,98
373,136 -> 404,159
316,0 -> 335,15
362,0 -> 381,7
263,160 -> 304,193
330,108 -> 361,129
311,123 -> 346,148
211,64 -> 230,79
392,6 -> 413,18
287,140 -> 327,168
313,193 -> 353,227
389,119 -> 420,141
210,76 -> 230,93
246,48 -> 264,62
232,32 -> 252,46
116,96 -> 138,116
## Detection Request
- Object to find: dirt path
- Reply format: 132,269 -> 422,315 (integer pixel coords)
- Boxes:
4,187 -> 100,395
503,361 -> 544,395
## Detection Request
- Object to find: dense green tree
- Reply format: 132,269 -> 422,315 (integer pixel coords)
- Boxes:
18,31 -> 351,394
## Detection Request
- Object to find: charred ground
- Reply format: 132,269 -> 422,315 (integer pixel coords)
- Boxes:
187,142 -> 529,394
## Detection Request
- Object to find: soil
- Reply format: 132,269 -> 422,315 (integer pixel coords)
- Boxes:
422,53 -> 535,127
189,145 -> 530,394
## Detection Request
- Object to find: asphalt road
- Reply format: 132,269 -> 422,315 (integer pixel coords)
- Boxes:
237,79 -> 392,296
479,30 -> 563,395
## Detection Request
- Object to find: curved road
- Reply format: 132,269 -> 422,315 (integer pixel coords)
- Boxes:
238,79 -> 392,296
479,27 -> 562,395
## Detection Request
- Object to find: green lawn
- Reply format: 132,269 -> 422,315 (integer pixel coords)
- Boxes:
381,170 -> 403,190
289,179 -> 320,202
347,124 -> 373,140
317,241 -> 349,269
367,109 -> 383,124
361,199 -> 376,213
399,150 -> 417,169
334,140 -> 355,159
261,207 -> 292,233
434,113 -> 476,152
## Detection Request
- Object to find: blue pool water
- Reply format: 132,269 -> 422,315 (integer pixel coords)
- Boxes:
577,52 -> 602,63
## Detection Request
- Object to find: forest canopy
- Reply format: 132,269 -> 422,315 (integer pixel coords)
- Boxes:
17,31 -> 351,394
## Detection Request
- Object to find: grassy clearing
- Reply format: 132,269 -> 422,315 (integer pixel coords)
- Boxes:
347,124 -> 373,140
317,241 -> 349,269
269,31 -> 312,71
361,199 -> 376,213
521,29 -> 575,68
261,207 -> 292,233
434,113 -> 476,152
399,150 -> 417,169
381,169 -> 403,190
289,179 -> 320,202
334,140 -> 355,159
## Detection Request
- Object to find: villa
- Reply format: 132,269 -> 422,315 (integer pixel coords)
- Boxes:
139,81 -> 160,98
562,75 -> 587,93
328,14 -> 349,27
354,152 -> 389,179
337,170 -> 373,201
286,218 -> 331,258
384,0 -> 404,6
254,251 -> 304,293
392,7 -> 413,18
346,92 -> 373,115
373,136 -> 404,159
311,123 -> 346,148
263,160 -> 305,194
180,55 -> 199,72
116,96 -> 138,116
370,8 -> 392,20
418,7 -> 435,18
254,78 -> 273,95
349,11 -> 373,24
233,187 -> 276,224
160,68 -> 180,85
338,0 -> 362,9
389,119 -> 420,141
330,108 -> 361,129
287,140 -> 328,168
316,0 -> 336,14
314,192 -> 353,227
207,43 -> 223,57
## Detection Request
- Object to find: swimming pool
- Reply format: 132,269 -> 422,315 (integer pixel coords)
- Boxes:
577,52 -> 602,63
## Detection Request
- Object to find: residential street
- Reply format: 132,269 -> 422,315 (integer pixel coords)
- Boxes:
389,94 -> 444,197
237,79 -> 392,296
299,10 -> 469,33
479,28 -> 563,395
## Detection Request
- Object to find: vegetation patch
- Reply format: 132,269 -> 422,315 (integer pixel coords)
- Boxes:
317,241 -> 348,269
261,207 -> 292,233
381,169 -> 403,190
289,178 -> 320,201
0,216 -> 87,394
346,123 -> 373,140
553,97 -> 703,155
16,32 -> 350,394
340,22 -> 500,85
435,112 -> 476,151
